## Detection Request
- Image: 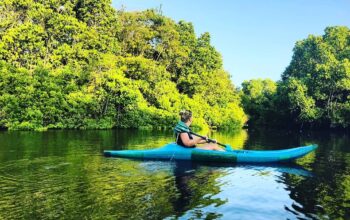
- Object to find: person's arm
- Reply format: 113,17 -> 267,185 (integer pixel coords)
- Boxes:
198,138 -> 217,144
179,133 -> 205,147
194,136 -> 217,144
197,138 -> 208,144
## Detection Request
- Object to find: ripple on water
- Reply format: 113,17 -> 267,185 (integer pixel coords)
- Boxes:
0,157 -> 90,219
0,148 -> 347,219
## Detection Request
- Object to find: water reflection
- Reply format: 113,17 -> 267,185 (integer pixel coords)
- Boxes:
171,161 -> 226,219
0,129 -> 349,219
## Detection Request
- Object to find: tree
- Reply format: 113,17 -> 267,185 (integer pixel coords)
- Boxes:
241,79 -> 277,126
0,1 -> 246,131
281,26 -> 350,128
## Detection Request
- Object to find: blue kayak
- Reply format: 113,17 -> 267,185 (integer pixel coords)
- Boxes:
103,143 -> 317,163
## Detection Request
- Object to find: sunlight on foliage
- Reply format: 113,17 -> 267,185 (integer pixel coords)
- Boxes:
0,0 -> 246,131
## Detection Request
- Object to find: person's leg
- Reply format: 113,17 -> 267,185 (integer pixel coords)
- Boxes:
213,145 -> 225,151
196,144 -> 225,151
196,145 -> 213,150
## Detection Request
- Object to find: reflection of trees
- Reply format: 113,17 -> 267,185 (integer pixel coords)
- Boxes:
210,129 -> 248,150
0,155 -> 178,219
243,129 -> 302,150
0,129 -> 183,219
282,172 -> 350,219
0,130 -> 174,219
171,161 -> 226,219
0,155 -> 225,219
1,129 -> 350,219
172,161 -> 196,213
240,129 -> 349,219
85,159 -> 178,219
280,131 -> 350,219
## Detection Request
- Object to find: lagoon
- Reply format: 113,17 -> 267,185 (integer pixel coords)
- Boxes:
0,129 -> 349,219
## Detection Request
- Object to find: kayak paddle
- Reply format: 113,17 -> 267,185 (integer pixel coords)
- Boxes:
174,125 -> 233,151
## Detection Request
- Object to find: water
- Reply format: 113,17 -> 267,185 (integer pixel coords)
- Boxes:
0,129 -> 349,219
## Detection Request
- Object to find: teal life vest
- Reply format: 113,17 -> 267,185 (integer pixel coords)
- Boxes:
174,121 -> 195,148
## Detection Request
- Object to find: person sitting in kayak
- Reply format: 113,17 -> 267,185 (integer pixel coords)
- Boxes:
174,110 -> 225,151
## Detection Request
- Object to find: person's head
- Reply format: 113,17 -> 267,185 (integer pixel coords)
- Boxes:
179,110 -> 192,124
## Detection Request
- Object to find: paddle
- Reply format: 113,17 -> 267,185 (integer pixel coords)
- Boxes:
174,125 -> 233,151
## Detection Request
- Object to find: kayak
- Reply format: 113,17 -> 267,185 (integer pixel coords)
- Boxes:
103,143 -> 317,163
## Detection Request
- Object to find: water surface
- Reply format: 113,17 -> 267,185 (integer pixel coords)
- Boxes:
0,129 -> 349,219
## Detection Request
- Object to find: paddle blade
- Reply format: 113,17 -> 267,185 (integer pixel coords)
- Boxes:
224,144 -> 233,151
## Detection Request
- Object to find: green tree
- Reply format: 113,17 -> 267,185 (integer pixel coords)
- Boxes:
241,79 -> 277,126
281,26 -> 350,128
0,1 -> 246,131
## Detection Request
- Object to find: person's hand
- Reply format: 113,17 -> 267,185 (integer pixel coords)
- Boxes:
202,136 -> 209,143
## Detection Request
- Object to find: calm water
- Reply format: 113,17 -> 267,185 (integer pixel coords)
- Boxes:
0,129 -> 349,219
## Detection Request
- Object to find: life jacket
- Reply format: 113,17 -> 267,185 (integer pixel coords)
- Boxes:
174,121 -> 196,148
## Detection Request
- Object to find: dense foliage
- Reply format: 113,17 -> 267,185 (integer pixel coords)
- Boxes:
0,0 -> 246,131
240,79 -> 277,126
2,0 -> 348,131
241,26 -> 350,129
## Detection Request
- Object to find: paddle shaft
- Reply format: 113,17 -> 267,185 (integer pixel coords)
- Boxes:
189,131 -> 226,147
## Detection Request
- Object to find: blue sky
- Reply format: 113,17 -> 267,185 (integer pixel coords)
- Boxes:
112,0 -> 350,86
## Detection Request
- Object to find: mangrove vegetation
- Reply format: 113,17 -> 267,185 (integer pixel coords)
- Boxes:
0,0 -> 349,131
241,26 -> 350,130
0,0 -> 245,131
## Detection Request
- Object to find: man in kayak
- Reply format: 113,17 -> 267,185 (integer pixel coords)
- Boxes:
174,110 -> 225,151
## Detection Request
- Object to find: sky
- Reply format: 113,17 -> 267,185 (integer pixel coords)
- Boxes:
112,0 -> 350,86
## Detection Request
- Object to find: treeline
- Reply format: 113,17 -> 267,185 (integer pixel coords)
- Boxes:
1,1 -> 349,131
241,26 -> 350,130
0,0 -> 246,131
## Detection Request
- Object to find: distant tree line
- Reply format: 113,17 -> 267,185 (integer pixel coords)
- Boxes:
241,26 -> 350,130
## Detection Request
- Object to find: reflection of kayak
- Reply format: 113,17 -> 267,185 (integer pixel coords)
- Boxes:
104,143 -> 317,163
171,161 -> 314,177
